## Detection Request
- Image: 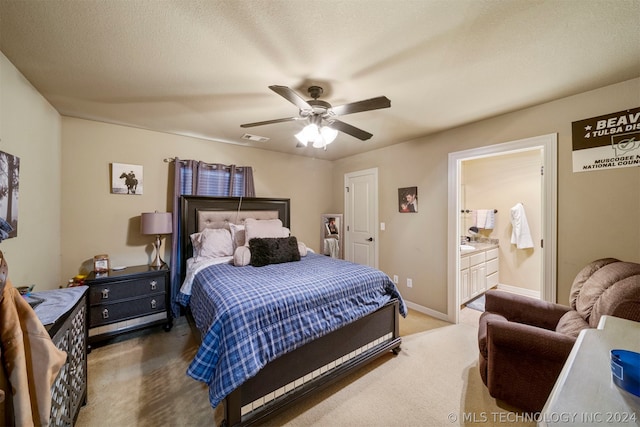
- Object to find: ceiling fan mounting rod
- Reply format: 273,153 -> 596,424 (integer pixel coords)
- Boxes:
308,85 -> 323,100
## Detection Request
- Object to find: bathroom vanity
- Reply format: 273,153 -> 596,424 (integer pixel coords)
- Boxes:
459,243 -> 499,304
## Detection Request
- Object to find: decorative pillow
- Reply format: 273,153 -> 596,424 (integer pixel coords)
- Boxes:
243,218 -> 289,246
298,241 -> 308,257
233,245 -> 252,266
249,236 -> 301,267
191,228 -> 233,260
229,223 -> 246,249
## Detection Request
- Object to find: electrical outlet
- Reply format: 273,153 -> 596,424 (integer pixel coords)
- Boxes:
393,275 -> 399,284
407,278 -> 413,288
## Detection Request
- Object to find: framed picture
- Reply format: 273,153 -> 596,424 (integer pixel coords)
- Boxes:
0,150 -> 20,238
321,214 -> 343,259
93,254 -> 110,272
398,187 -> 418,213
111,163 -> 143,195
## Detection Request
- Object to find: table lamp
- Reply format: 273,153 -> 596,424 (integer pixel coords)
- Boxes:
141,211 -> 172,267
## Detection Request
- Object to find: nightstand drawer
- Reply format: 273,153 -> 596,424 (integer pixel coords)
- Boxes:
89,275 -> 166,304
90,294 -> 167,327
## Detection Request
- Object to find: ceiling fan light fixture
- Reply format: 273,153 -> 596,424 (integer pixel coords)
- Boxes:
295,123 -> 319,146
312,125 -> 338,148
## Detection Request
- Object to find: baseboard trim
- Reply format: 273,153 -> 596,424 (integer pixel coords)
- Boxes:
496,283 -> 541,299
404,300 -> 449,321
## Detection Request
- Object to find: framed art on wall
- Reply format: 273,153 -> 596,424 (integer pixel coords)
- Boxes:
398,187 -> 418,213
111,163 -> 143,195
0,150 -> 20,238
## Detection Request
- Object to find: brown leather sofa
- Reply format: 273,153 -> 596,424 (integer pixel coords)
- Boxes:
478,258 -> 640,412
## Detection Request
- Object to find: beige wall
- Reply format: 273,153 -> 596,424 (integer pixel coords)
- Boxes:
334,77 -> 640,313
463,150 -> 542,293
4,49 -> 640,313
0,52 -> 63,290
60,118 -> 334,280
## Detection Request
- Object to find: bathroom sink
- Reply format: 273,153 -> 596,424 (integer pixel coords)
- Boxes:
460,244 -> 476,253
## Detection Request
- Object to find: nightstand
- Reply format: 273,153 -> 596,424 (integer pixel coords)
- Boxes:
84,265 -> 172,345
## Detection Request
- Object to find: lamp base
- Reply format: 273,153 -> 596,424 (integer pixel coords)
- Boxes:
150,235 -> 166,268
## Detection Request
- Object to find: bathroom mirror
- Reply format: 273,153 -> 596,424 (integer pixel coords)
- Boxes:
320,214 -> 343,259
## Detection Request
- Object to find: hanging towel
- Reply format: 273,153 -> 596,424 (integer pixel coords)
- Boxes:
510,203 -> 534,249
484,210 -> 495,229
476,209 -> 488,229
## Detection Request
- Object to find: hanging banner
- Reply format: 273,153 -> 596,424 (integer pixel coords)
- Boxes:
572,107 -> 640,172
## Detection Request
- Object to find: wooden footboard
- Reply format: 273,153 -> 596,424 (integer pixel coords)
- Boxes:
222,299 -> 402,426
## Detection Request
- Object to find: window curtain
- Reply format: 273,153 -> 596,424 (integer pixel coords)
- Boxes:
169,158 -> 255,316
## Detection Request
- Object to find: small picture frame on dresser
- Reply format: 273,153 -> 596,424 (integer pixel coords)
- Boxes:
93,254 -> 110,273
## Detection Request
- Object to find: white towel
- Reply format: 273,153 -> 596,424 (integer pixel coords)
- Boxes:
484,210 -> 495,229
510,203 -> 534,249
476,209 -> 488,229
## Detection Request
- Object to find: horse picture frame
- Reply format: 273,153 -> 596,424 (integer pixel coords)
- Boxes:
111,162 -> 143,195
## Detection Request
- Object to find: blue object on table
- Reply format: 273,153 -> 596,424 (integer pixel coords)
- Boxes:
611,349 -> 640,397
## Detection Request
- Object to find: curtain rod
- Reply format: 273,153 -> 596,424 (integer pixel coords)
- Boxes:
162,157 -> 256,172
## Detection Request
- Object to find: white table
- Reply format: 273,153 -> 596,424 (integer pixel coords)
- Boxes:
539,316 -> 640,426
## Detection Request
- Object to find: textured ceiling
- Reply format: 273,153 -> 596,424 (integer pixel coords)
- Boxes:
1,0 -> 639,161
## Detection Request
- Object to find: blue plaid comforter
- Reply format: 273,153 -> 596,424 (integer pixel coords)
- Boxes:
179,252 -> 406,408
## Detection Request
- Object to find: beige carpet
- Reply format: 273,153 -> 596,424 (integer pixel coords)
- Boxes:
76,309 -> 534,427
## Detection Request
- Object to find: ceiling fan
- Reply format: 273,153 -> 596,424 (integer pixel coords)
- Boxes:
240,85 -> 391,146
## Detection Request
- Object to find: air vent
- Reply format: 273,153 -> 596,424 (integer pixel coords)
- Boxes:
242,133 -> 270,142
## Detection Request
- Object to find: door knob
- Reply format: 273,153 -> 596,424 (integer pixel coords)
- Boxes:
366,237 -> 374,242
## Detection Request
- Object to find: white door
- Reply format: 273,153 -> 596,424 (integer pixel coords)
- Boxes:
344,168 -> 378,268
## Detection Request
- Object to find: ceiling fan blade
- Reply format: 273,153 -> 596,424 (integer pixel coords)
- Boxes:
330,96 -> 391,116
269,85 -> 312,111
330,119 -> 373,141
240,117 -> 303,128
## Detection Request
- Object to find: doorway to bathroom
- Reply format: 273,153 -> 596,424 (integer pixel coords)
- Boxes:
447,134 -> 558,324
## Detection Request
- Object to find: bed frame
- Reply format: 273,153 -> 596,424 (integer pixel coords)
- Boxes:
179,196 -> 402,426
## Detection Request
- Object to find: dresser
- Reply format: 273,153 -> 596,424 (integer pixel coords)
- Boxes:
84,265 -> 172,345
32,286 -> 88,427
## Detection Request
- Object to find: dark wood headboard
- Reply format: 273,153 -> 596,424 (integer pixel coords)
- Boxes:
179,196 -> 290,278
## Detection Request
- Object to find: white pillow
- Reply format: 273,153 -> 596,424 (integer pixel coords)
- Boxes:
233,246 -> 252,266
298,241 -> 308,257
191,228 -> 233,260
243,218 -> 289,246
229,223 -> 246,249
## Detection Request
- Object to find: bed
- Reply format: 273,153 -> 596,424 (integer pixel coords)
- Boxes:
177,196 -> 406,426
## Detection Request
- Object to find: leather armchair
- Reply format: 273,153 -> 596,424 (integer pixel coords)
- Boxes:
478,258 -> 640,412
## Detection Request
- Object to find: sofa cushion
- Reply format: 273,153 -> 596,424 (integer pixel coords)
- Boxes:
574,260 -> 640,327
568,258 -> 619,310
555,310 -> 589,338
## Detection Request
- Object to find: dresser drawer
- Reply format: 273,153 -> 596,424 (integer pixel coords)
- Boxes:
90,294 -> 166,327
89,275 -> 166,304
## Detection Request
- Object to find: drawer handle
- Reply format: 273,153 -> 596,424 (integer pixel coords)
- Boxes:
151,299 -> 157,309
150,280 -> 157,290
101,288 -> 110,299
102,309 -> 109,319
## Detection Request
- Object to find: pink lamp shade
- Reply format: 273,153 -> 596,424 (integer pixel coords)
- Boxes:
141,212 -> 173,235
